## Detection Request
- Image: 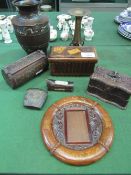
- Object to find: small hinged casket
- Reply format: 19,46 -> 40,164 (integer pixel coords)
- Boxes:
87,66 -> 131,109
48,46 -> 98,76
1,50 -> 48,89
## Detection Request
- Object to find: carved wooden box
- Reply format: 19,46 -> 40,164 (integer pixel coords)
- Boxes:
87,67 -> 131,109
1,50 -> 48,89
41,96 -> 114,165
48,46 -> 98,76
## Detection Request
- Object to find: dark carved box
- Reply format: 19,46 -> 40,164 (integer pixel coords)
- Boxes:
48,46 -> 98,76
1,50 -> 48,89
87,66 -> 131,109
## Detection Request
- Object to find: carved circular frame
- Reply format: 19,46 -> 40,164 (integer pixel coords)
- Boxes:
41,96 -> 114,166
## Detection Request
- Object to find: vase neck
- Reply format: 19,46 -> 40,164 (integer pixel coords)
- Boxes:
12,0 -> 40,16
18,5 -> 38,16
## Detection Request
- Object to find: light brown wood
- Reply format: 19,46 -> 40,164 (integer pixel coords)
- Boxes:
66,110 -> 90,143
41,96 -> 114,165
49,46 -> 97,62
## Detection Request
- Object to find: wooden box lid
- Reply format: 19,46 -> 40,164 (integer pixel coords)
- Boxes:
91,67 -> 131,94
48,46 -> 98,62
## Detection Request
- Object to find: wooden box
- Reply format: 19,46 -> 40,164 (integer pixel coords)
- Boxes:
87,67 -> 131,109
48,46 -> 98,76
1,50 -> 48,89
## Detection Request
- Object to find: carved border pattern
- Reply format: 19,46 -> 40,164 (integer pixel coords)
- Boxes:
53,102 -> 103,151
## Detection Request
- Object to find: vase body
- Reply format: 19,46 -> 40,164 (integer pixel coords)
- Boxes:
12,0 -> 50,54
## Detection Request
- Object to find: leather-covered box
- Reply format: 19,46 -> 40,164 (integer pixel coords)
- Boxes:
87,66 -> 131,109
48,46 -> 98,76
1,50 -> 48,89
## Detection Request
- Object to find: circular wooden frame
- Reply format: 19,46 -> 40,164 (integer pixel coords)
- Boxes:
41,96 -> 114,165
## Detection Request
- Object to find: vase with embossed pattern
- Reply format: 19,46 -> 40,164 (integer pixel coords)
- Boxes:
12,0 -> 50,54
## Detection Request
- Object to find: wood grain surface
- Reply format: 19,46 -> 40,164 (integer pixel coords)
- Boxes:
41,96 -> 114,165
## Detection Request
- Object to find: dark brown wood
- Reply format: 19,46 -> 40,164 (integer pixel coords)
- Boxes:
1,50 -> 48,89
48,46 -> 98,76
41,96 -> 114,165
87,66 -> 131,109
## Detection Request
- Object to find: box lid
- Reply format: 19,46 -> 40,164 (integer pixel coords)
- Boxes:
91,67 -> 131,94
3,50 -> 45,75
48,46 -> 98,62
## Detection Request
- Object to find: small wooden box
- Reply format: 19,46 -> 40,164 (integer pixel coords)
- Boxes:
48,46 -> 98,76
1,50 -> 48,89
87,67 -> 131,109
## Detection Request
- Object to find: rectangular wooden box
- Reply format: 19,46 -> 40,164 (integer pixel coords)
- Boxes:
1,50 -> 48,89
87,67 -> 131,109
48,46 -> 98,76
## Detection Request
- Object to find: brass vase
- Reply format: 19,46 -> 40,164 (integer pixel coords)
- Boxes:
69,8 -> 90,46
